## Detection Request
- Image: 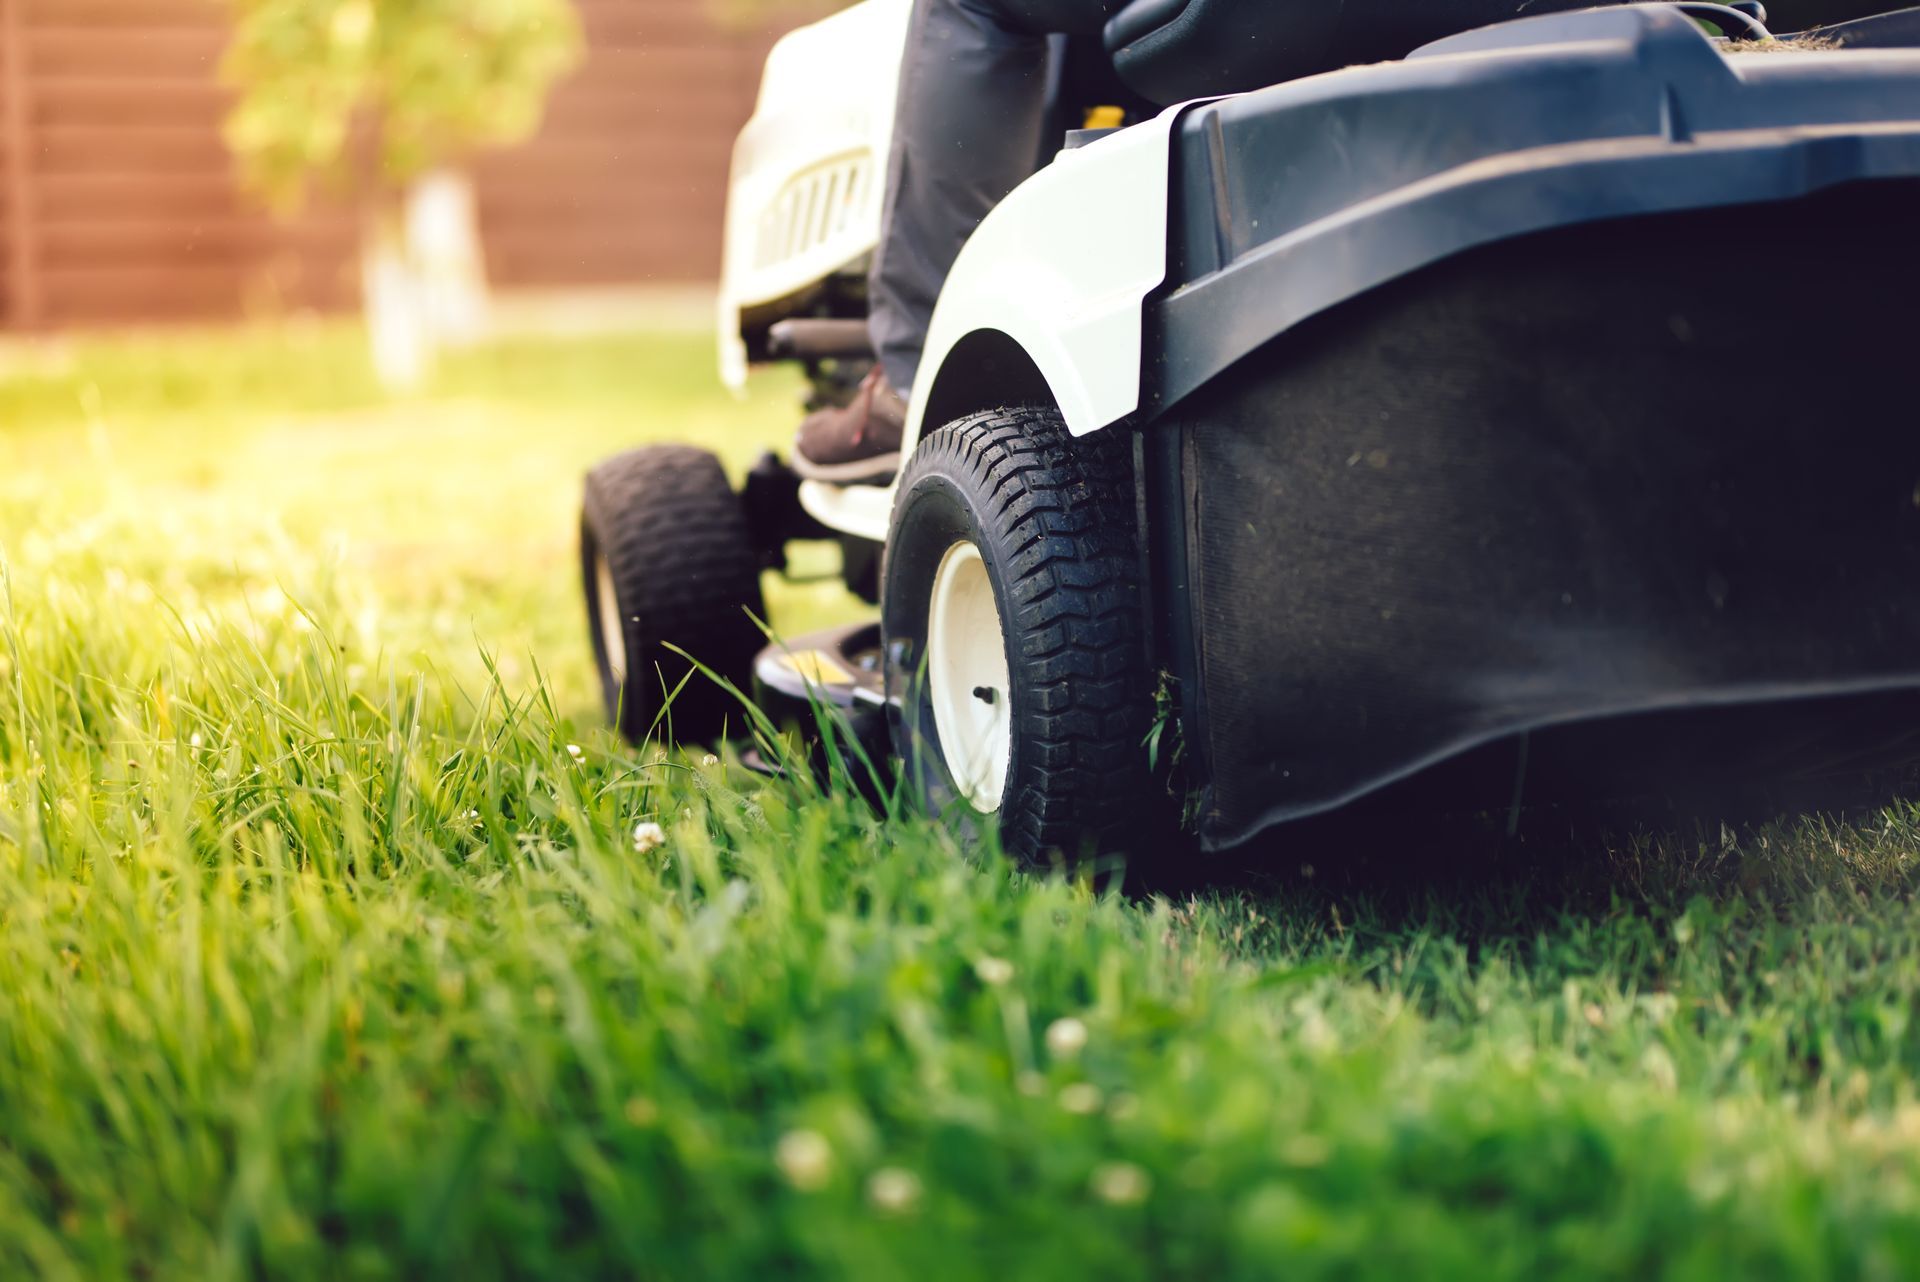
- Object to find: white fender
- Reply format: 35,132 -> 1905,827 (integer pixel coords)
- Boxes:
798,107 -> 1183,544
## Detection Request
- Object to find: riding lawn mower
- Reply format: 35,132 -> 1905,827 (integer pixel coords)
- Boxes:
580,0 -> 1920,863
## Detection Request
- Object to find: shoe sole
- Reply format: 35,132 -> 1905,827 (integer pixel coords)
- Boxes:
790,452 -> 902,485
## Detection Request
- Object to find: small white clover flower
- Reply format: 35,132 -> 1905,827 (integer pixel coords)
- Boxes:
973,956 -> 1015,986
701,753 -> 720,767
566,743 -> 585,761
188,732 -> 203,749
1641,1044 -> 1679,1094
866,1166 -> 922,1215
632,822 -> 667,854
1059,1083 -> 1104,1115
1045,1016 -> 1088,1058
1298,1009 -> 1339,1053
1091,1161 -> 1152,1206
1640,992 -> 1679,1024
776,1129 -> 832,1191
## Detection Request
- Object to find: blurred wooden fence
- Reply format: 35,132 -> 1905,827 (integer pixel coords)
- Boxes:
0,0 -> 798,330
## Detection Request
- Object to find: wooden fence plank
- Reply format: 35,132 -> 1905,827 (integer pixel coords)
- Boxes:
34,125 -> 234,175
22,0 -> 223,27
38,219 -> 356,268
26,30 -> 228,79
2,0 -> 42,327
31,80 -> 228,129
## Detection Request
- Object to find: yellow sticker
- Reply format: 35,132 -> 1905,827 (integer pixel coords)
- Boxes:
780,649 -> 855,686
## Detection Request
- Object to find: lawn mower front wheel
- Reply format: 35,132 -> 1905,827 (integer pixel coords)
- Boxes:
581,445 -> 766,745
883,407 -> 1154,864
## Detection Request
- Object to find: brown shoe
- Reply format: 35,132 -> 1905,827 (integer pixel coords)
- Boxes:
792,366 -> 906,483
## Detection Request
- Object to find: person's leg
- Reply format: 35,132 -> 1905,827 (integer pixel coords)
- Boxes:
869,0 -> 1118,394
791,0 -> 1114,482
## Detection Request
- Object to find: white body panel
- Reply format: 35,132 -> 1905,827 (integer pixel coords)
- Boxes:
906,112 -> 1178,443
796,113 -> 1182,543
717,0 -> 912,389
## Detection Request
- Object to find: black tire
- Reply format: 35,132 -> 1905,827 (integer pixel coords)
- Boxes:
883,407 -> 1154,864
581,445 -> 765,745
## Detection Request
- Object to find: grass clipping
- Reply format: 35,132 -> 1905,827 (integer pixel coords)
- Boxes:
1723,33 -> 1844,52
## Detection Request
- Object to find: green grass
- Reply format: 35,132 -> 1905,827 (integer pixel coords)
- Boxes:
5,322 -> 1920,1279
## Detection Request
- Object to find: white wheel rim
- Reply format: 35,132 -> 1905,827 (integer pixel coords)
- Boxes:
927,539 -> 1012,813
594,553 -> 629,687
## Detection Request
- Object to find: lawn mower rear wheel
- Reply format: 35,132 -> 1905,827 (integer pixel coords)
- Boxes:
883,407 -> 1157,865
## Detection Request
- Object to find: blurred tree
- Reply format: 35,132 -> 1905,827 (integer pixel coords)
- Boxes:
221,0 -> 582,387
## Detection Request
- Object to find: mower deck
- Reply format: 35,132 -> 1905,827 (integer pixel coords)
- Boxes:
751,620 -> 888,722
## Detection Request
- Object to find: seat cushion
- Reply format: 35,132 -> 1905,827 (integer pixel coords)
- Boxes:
1106,0 -> 1347,103
1104,0 -> 1194,47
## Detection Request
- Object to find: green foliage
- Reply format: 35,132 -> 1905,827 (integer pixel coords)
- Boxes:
6,326 -> 1920,1277
222,0 -> 582,208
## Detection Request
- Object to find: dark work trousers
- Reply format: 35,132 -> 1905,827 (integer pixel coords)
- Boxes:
868,0 -> 1123,394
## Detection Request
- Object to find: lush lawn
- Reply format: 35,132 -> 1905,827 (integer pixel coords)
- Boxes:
4,322 -> 1920,1280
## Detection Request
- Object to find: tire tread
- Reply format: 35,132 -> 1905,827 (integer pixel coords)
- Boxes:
582,445 -> 764,744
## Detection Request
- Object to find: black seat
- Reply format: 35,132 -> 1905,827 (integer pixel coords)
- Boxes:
1105,0 -> 1596,104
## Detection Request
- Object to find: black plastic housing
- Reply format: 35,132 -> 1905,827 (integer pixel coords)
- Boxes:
1149,183 -> 1920,849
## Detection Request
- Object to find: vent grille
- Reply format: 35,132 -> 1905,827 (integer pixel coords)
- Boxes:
753,156 -> 872,271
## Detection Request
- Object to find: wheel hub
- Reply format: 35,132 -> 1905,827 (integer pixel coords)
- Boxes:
593,553 -> 629,687
927,539 -> 1011,812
